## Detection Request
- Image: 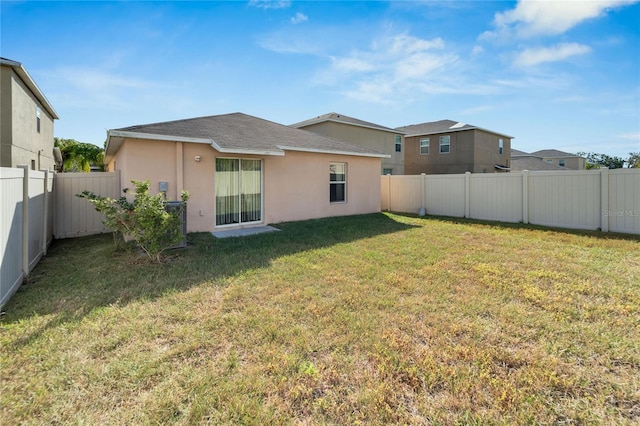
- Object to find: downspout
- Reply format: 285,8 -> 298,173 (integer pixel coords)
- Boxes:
176,142 -> 184,200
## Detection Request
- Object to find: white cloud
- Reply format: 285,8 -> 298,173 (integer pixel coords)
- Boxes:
291,12 -> 308,24
46,67 -> 157,109
514,43 -> 591,67
486,0 -> 638,38
471,45 -> 484,55
248,0 -> 291,10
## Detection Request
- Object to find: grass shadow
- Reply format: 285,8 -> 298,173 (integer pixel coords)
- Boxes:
1,213 -> 418,333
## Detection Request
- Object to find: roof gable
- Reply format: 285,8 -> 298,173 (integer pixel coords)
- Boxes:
396,119 -> 513,139
106,113 -> 388,162
531,149 -> 580,158
291,112 -> 404,134
1,57 -> 59,120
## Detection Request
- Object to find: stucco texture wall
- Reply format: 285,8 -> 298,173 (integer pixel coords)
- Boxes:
0,67 -> 55,170
300,122 -> 403,175
110,138 -> 381,232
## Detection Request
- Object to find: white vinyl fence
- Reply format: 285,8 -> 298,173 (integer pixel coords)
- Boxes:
1,166 -> 54,308
381,168 -> 640,235
1,169 -> 120,308
53,171 -> 120,239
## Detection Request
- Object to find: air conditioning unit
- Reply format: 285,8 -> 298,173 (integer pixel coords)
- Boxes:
165,201 -> 187,249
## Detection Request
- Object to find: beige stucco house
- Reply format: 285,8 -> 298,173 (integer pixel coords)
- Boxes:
396,120 -> 512,174
530,149 -> 586,170
0,58 -> 59,170
104,113 -> 388,233
291,112 -> 406,175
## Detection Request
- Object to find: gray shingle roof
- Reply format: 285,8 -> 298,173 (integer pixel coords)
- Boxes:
107,113 -> 387,159
531,149 -> 580,158
396,119 -> 513,139
291,112 -> 403,134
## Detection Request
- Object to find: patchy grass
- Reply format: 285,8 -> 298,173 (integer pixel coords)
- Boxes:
1,213 -> 639,425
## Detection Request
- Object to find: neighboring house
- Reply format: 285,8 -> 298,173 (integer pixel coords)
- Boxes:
0,57 -> 59,170
530,149 -> 586,170
104,113 -> 388,232
291,112 -> 406,175
510,149 -> 567,171
395,119 -> 513,174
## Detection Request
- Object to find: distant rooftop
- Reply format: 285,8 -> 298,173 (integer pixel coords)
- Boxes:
291,112 -> 404,134
395,119 -> 513,139
531,149 -> 582,158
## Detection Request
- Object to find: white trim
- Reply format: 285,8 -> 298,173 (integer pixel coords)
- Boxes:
278,145 -> 389,158
210,142 -> 284,156
107,130 -> 213,145
1,58 -> 59,119
293,117 -> 407,135
405,126 -> 514,139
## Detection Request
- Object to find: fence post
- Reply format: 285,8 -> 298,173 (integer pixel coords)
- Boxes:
18,165 -> 29,277
418,173 -> 426,216
386,174 -> 391,212
464,172 -> 471,218
600,167 -> 609,232
41,170 -> 49,255
522,170 -> 529,224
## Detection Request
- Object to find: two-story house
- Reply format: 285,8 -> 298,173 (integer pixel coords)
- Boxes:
396,120 -> 512,175
291,112 -> 405,175
530,149 -> 586,170
1,57 -> 59,170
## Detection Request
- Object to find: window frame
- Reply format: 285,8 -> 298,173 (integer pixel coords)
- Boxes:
498,138 -> 504,155
559,159 -> 565,167
395,135 -> 402,153
330,162 -> 347,204
439,135 -> 451,154
36,106 -> 41,133
420,138 -> 430,155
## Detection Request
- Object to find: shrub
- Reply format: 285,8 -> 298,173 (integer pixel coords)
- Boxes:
78,180 -> 189,262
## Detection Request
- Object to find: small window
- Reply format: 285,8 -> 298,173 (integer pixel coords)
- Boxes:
330,162 -> 346,203
498,138 -> 504,155
395,135 -> 402,152
559,159 -> 565,167
382,168 -> 393,175
546,159 -> 553,164
439,135 -> 450,154
420,138 -> 430,155
36,106 -> 41,133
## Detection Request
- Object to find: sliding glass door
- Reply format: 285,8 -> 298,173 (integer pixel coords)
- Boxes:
215,158 -> 262,226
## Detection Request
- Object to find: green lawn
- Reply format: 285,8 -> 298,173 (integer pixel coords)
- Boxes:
2,213 -> 639,425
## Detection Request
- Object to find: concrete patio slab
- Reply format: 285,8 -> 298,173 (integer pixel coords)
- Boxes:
212,225 -> 280,239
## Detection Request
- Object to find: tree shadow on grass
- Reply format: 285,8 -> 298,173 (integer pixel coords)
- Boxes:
1,213 -> 418,346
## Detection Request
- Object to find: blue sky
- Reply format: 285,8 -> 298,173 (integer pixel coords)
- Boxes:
2,0 -> 639,158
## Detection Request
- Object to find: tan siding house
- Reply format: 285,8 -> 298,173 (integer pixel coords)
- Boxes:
0,58 -> 59,170
397,120 -> 512,175
530,149 -> 586,170
292,113 -> 405,175
105,113 -> 387,233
